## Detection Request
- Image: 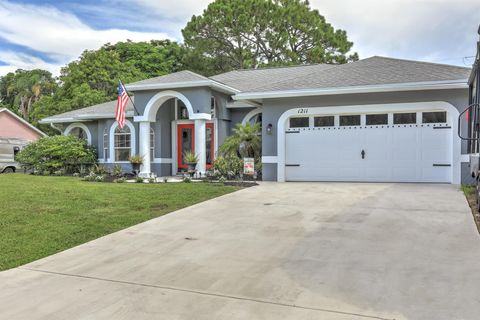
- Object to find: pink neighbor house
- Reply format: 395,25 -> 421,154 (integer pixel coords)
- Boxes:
0,108 -> 46,141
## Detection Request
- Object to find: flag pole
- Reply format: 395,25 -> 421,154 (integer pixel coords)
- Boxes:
119,80 -> 140,116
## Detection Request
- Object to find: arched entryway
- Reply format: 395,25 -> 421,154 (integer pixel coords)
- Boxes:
134,90 -> 211,177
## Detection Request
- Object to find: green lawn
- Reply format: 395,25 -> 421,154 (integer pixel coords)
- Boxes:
0,174 -> 239,271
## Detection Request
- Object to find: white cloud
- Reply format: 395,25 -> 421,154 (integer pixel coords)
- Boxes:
0,51 -> 62,75
310,0 -> 480,66
0,0 -> 173,76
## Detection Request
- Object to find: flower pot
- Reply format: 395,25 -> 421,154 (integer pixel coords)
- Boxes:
131,163 -> 141,175
187,162 -> 197,172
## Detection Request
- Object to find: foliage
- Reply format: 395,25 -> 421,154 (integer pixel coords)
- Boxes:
114,177 -> 127,183
0,174 -> 238,271
0,69 -> 57,122
112,164 -> 123,177
219,123 -> 261,159
135,176 -> 144,183
84,172 -> 105,182
183,150 -> 199,164
182,0 -> 358,75
461,185 -> 476,196
213,155 -> 244,179
90,164 -> 110,176
16,135 -> 97,174
129,154 -> 144,164
183,176 -> 192,183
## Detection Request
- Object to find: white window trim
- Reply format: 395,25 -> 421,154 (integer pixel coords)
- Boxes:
109,120 -> 136,163
275,101 -> 461,184
103,127 -> 108,161
64,122 -> 92,145
241,107 -> 262,125
150,127 -> 155,160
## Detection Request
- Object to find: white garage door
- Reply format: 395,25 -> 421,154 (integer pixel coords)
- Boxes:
285,110 -> 452,182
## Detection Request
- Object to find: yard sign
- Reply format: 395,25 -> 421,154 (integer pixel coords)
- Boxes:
243,158 -> 255,175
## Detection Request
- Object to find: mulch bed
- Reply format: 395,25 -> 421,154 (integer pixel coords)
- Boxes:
464,191 -> 480,234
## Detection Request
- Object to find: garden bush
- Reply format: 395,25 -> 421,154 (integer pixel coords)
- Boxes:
213,155 -> 244,179
16,135 -> 97,174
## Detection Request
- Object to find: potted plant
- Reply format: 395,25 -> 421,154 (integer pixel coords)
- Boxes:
129,154 -> 143,175
183,151 -> 198,176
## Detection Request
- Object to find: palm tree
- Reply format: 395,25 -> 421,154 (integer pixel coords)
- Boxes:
219,123 -> 261,159
6,70 -> 56,121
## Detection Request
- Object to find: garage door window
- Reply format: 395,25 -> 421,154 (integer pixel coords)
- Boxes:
394,113 -> 416,124
422,111 -> 447,123
340,115 -> 360,126
314,116 -> 334,127
289,117 -> 309,128
366,114 -> 388,125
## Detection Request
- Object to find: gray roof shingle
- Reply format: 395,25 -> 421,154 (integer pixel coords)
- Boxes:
41,99 -> 135,122
127,70 -> 209,87
239,56 -> 470,93
210,64 -> 335,91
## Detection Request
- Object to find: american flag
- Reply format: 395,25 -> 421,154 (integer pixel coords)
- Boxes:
115,81 -> 129,128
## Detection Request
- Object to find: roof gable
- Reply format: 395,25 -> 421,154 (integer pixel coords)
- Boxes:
0,108 -> 46,137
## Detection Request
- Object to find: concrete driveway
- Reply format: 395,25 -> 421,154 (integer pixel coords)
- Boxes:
1,183 -> 480,320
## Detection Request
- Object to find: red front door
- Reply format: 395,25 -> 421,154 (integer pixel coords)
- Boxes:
177,124 -> 194,170
177,123 -> 215,171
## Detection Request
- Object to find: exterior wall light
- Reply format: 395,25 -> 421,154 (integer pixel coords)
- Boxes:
266,123 -> 273,135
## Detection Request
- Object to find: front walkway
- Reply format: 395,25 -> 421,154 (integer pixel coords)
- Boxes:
1,183 -> 479,319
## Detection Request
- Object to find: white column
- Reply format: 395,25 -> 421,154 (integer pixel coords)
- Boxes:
194,119 -> 206,175
139,121 -> 151,177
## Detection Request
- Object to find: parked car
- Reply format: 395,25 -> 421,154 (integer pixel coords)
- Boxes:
0,138 -> 28,173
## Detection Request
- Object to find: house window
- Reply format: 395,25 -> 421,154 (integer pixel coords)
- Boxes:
394,113 -> 416,124
366,114 -> 388,125
211,96 -> 216,118
177,99 -> 189,119
103,128 -> 108,161
69,127 -> 87,140
150,127 -> 155,160
289,117 -> 309,128
314,116 -> 334,127
422,111 -> 447,123
114,126 -> 131,161
340,115 -> 360,126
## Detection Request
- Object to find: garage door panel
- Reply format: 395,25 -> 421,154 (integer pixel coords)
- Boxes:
285,109 -> 452,183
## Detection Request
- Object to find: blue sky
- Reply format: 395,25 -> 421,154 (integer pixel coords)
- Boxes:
0,0 -> 479,76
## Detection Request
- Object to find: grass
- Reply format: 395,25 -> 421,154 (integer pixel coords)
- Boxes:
0,174 -> 239,271
461,185 -> 476,197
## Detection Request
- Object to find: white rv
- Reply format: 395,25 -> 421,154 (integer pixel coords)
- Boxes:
0,138 -> 28,173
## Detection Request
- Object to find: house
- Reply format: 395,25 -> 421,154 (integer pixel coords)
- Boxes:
0,108 -> 46,141
40,56 -> 472,184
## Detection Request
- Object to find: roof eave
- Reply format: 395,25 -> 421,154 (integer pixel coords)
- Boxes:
126,80 -> 240,94
233,79 -> 469,100
40,112 -> 135,124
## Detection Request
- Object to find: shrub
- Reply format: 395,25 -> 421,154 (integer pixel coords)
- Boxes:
112,164 -> 123,177
90,164 -> 109,176
148,178 -> 156,184
83,172 -> 104,182
218,176 -> 227,183
16,135 -> 97,175
113,177 -> 126,183
213,156 -> 243,179
183,176 -> 192,183
135,177 -> 144,183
